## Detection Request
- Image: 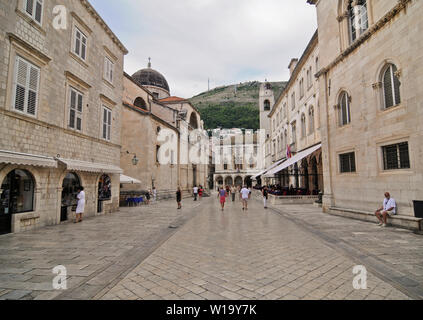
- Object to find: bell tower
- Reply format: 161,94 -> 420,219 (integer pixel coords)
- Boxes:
259,80 -> 274,138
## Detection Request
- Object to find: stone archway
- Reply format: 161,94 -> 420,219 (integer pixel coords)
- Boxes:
245,176 -> 253,188
0,169 -> 36,235
189,112 -> 199,130
234,176 -> 243,187
61,172 -> 81,222
224,176 -> 233,186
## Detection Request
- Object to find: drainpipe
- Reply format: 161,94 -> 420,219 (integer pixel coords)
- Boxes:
322,71 -> 334,211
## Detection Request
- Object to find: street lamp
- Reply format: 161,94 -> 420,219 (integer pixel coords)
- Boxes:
121,151 -> 139,166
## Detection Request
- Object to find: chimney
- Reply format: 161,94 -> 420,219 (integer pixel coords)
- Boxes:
288,58 -> 299,77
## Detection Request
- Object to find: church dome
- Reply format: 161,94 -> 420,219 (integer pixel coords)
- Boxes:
132,59 -> 170,93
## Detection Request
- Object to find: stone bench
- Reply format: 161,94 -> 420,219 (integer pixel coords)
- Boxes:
269,194 -> 319,205
327,206 -> 423,232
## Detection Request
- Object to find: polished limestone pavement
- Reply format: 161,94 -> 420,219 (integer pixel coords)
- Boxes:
0,194 -> 422,300
99,195 -> 420,300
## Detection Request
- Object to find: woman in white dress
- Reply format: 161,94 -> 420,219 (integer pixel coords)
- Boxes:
75,187 -> 85,223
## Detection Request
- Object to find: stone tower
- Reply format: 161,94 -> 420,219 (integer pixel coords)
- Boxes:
259,80 -> 275,138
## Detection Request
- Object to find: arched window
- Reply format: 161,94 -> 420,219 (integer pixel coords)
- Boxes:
284,130 -> 288,151
189,113 -> 199,129
382,64 -> 401,109
309,106 -> 315,133
98,174 -> 111,201
264,100 -> 271,111
339,91 -> 351,126
348,0 -> 368,43
301,113 -> 306,138
134,97 -> 147,109
0,169 -> 35,215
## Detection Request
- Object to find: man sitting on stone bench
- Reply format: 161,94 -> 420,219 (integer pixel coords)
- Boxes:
375,192 -> 397,227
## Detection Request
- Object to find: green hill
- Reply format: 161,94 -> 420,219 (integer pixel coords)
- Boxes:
189,81 -> 287,130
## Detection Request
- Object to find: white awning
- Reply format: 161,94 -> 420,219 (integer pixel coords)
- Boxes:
252,158 -> 286,179
120,174 -> 141,184
264,144 -> 322,177
0,150 -> 57,168
57,158 -> 123,174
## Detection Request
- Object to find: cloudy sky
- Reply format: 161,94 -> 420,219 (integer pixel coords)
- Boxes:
90,0 -> 317,98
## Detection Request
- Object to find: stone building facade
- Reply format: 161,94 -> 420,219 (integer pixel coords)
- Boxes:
308,0 -> 423,216
0,0 -> 127,234
260,31 -> 323,195
214,130 -> 261,189
121,68 -> 208,199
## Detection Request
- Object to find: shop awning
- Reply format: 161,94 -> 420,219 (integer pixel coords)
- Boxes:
264,144 -> 322,177
57,158 -> 123,174
120,174 -> 141,184
0,150 -> 57,168
252,158 -> 286,180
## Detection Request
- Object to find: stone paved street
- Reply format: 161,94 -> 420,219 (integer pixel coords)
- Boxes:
1,195 -> 423,300
0,199 -> 201,300
99,195 -> 422,300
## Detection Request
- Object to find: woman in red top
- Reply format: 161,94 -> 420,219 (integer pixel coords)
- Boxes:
218,187 -> 227,211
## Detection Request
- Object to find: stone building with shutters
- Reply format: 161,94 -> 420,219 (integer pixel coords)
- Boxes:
0,0 -> 127,234
120,63 -> 208,200
307,0 -> 423,217
257,32 -> 323,196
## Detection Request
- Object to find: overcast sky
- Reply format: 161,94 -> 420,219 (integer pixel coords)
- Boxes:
90,0 -> 317,98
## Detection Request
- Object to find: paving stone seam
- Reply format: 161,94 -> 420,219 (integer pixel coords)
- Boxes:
265,202 -> 422,300
91,201 -> 202,300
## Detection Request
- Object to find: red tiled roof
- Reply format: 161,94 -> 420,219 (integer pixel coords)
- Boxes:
159,96 -> 186,103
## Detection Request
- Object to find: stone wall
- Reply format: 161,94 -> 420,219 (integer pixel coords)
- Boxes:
314,0 -> 423,216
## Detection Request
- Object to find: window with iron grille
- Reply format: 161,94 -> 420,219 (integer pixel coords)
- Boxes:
24,0 -> 43,25
69,88 -> 83,131
13,56 -> 40,116
339,152 -> 356,173
382,64 -> 401,109
383,142 -> 410,170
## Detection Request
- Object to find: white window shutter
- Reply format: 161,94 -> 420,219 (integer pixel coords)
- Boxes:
14,57 -> 28,112
104,58 -> 108,80
107,109 -> 112,140
27,66 -> 39,115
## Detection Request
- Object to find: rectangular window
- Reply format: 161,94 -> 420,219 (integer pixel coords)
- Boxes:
102,107 -> 112,141
69,88 -> 83,131
25,0 -> 43,24
13,56 -> 40,116
74,27 -> 87,61
104,57 -> 114,83
382,142 -> 410,170
291,92 -> 295,110
340,152 -> 356,173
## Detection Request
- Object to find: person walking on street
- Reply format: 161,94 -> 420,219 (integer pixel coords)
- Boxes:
218,187 -> 227,211
153,187 -> 157,202
240,185 -> 251,211
176,187 -> 182,209
262,186 -> 269,209
145,190 -> 151,205
198,185 -> 203,200
231,185 -> 236,202
75,187 -> 85,223
193,185 -> 198,201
